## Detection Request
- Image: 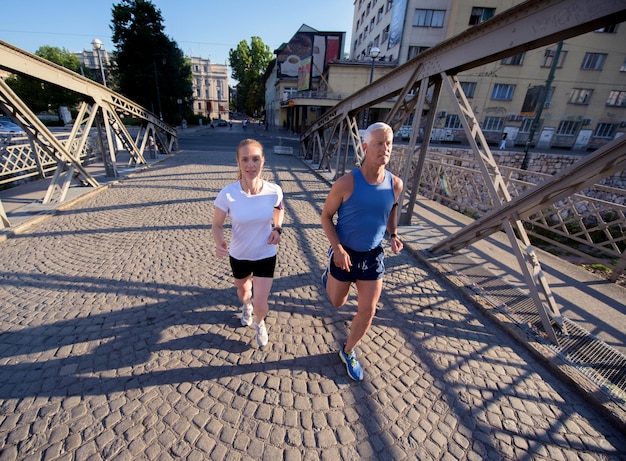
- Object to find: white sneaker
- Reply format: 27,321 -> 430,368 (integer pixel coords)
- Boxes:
255,321 -> 268,347
241,304 -> 253,326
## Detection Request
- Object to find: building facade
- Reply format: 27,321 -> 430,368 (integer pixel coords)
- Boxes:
75,47 -> 113,86
76,51 -> 229,122
189,56 -> 229,121
350,0 -> 626,149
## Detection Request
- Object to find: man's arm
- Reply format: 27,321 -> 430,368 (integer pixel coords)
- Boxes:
387,175 -> 404,254
321,175 -> 354,270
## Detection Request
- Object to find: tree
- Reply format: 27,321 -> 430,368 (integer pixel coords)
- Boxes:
229,37 -> 273,116
5,46 -> 84,114
111,0 -> 192,123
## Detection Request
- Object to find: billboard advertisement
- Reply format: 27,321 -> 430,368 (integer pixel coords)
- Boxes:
277,31 -> 343,79
388,0 -> 408,51
297,57 -> 312,91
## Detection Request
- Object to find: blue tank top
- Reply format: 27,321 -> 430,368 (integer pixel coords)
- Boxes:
336,169 -> 395,252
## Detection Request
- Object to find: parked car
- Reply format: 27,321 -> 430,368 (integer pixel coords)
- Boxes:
0,116 -> 23,133
216,119 -> 228,127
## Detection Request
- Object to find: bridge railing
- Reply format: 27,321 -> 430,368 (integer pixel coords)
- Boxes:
391,146 -> 626,281
1,131 -> 94,186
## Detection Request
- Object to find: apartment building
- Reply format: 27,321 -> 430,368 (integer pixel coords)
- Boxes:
350,0 -> 626,149
267,24 -> 347,131
189,56 -> 229,121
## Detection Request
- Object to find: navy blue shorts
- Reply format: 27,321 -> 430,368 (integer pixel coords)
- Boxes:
230,255 -> 276,279
328,245 -> 385,283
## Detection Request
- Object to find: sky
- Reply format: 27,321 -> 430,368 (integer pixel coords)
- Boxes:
0,0 -> 355,66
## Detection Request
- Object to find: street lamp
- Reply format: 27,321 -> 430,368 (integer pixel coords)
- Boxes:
91,38 -> 107,87
369,46 -> 380,83
363,46 -> 381,128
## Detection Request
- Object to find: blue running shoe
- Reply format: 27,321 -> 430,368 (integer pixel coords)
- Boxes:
339,344 -> 364,381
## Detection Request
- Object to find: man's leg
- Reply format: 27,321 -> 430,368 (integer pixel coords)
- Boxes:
326,274 -> 351,308
345,279 -> 383,352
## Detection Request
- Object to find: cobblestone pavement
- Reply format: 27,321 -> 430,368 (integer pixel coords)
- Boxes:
0,131 -> 625,460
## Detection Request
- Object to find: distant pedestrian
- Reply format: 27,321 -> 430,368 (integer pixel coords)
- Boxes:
499,132 -> 507,149
229,120 -> 233,129
212,139 -> 284,347
320,122 -> 403,381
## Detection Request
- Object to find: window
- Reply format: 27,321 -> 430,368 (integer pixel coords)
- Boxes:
373,35 -> 380,48
407,46 -> 429,60
519,118 -> 537,133
501,53 -> 525,65
542,49 -> 567,68
382,25 -> 390,43
413,9 -> 445,27
491,84 -> 515,100
482,117 -> 504,131
460,81 -> 476,98
469,7 -> 495,25
569,88 -> 593,105
557,120 -> 580,136
367,2 -> 371,14
377,7 -> 384,22
606,90 -> 626,107
387,0 -> 393,13
370,18 -> 375,30
581,53 -> 607,70
594,123 -> 617,138
364,26 -> 368,38
445,114 -> 462,129
621,57 -> 626,72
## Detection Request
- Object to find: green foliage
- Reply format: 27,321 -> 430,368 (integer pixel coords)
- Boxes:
5,46 -> 84,113
229,36 -> 273,116
111,0 -> 192,124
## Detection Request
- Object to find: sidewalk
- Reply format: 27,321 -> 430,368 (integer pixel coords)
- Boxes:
0,130 -> 625,459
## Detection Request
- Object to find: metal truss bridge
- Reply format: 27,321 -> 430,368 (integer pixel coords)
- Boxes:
0,38 -> 177,226
299,0 -> 626,344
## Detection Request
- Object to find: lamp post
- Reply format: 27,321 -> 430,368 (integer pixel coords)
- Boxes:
91,38 -> 107,87
363,46 -> 380,128
177,98 -> 183,127
153,55 -> 163,121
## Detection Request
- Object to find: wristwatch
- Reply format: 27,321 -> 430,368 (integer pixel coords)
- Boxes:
273,227 -> 283,235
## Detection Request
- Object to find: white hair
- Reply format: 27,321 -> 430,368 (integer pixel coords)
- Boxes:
363,122 -> 393,144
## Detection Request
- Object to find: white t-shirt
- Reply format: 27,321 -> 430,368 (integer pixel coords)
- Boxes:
214,180 -> 283,261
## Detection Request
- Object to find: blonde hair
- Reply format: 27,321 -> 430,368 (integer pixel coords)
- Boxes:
236,138 -> 264,180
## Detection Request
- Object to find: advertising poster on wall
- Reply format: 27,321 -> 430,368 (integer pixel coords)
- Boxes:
298,57 -> 312,91
277,28 -> 344,80
388,0 -> 408,51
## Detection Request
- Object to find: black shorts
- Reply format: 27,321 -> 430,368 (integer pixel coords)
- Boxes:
230,255 -> 277,279
329,245 -> 385,283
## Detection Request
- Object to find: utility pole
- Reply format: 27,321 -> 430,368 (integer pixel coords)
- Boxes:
521,40 -> 563,170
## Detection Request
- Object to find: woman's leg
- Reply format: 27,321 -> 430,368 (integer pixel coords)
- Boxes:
250,276 -> 274,323
234,275 -> 253,307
